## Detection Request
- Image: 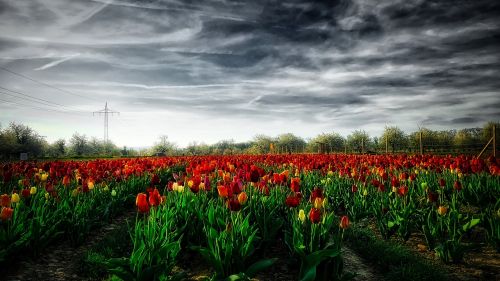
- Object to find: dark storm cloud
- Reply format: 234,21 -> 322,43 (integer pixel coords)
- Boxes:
1,0 -> 499,145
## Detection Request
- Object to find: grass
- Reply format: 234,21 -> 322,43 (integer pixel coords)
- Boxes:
345,226 -> 451,281
77,223 -> 133,280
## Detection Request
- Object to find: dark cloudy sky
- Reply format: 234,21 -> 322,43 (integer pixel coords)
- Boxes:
0,0 -> 499,147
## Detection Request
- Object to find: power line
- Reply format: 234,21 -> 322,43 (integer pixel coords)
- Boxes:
0,95 -> 87,115
0,86 -> 88,113
0,66 -> 100,102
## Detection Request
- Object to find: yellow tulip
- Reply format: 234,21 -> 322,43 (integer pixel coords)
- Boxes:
322,197 -> 328,208
188,180 -> 194,188
327,170 -> 334,176
437,206 -> 448,216
88,181 -> 94,190
11,193 -> 20,204
314,197 -> 323,209
363,189 -> 368,196
41,173 -> 48,182
199,182 -> 205,190
45,192 -> 50,200
30,186 -> 37,195
298,209 -> 306,223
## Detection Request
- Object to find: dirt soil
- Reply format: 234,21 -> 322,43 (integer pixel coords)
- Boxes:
366,221 -> 500,281
1,210 -> 136,281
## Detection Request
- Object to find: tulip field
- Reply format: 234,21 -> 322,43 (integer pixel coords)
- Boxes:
0,154 -> 499,280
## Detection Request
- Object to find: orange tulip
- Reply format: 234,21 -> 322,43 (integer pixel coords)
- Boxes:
217,185 -> 229,198
135,193 -> 149,213
237,192 -> 248,205
437,205 -> 448,216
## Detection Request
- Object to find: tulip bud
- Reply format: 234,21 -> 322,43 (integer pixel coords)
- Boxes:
421,182 -> 428,190
363,189 -> 368,196
322,197 -> 328,209
298,209 -> 306,223
111,190 -> 117,197
30,186 -> 37,195
11,193 -> 20,204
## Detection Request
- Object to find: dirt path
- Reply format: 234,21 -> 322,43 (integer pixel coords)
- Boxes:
342,246 -> 383,281
2,210 -> 136,281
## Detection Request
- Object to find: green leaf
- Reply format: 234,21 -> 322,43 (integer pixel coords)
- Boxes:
462,218 -> 480,232
245,258 -> 277,277
108,268 -> 134,281
300,249 -> 340,281
226,273 -> 245,281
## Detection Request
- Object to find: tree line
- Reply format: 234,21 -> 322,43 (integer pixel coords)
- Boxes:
0,121 -> 498,159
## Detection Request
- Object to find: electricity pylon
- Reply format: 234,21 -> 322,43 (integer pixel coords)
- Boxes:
93,102 -> 119,150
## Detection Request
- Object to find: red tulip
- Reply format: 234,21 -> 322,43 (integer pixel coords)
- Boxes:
0,207 -> 13,221
227,197 -> 241,211
438,178 -> 446,188
135,193 -> 150,213
148,188 -> 161,207
351,184 -> 358,193
285,195 -> 300,208
250,168 -> 260,183
397,185 -> 408,196
150,174 -> 160,186
309,208 -> 321,224
0,194 -> 10,208
290,177 -> 300,192
453,181 -> 462,192
339,215 -> 350,229
310,188 -> 324,202
21,188 -> 30,198
427,190 -> 438,203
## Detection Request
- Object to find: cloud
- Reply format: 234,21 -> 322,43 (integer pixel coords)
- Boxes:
34,53 -> 81,71
0,0 -> 499,147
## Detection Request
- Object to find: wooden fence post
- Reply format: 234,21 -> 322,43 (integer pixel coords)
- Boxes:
493,124 -> 496,158
419,131 -> 423,155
